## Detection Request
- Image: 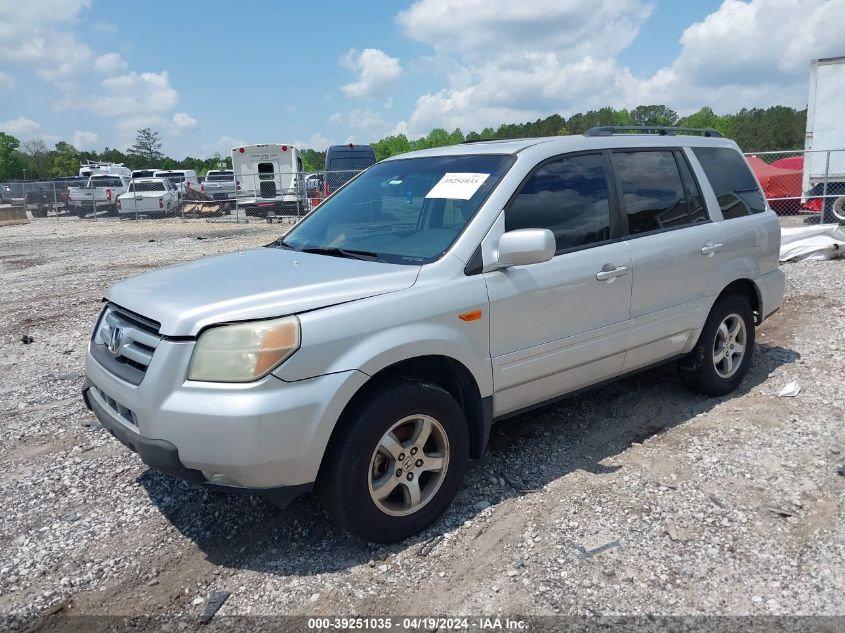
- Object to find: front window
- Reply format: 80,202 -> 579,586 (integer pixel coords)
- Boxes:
280,154 -> 513,265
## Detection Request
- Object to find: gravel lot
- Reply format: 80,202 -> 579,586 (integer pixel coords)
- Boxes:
1,218 -> 843,629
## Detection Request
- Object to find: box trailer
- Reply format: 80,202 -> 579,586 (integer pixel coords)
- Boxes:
231,143 -> 304,216
804,56 -> 845,223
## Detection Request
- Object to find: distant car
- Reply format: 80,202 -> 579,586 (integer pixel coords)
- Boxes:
68,174 -> 132,217
1,183 -> 12,204
117,178 -> 179,218
23,183 -> 55,217
203,170 -> 236,200
324,143 -> 376,195
153,170 -> 200,197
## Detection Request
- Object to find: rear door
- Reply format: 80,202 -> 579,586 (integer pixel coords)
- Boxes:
485,151 -> 632,416
611,148 -> 725,372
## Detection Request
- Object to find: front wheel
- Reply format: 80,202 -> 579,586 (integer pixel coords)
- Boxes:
318,381 -> 469,543
678,293 -> 755,396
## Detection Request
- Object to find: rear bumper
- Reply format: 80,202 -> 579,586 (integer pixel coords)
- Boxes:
757,268 -> 786,322
82,382 -> 313,507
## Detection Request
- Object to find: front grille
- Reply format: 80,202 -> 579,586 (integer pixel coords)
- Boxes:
91,304 -> 162,385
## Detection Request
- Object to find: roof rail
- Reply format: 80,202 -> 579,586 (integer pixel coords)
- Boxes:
583,126 -> 722,138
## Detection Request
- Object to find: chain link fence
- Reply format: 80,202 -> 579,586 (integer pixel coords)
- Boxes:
4,151 -> 845,226
0,170 -> 367,224
742,149 -> 845,225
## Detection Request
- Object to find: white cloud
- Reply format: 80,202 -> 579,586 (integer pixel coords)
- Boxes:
71,130 -> 99,149
206,135 -> 247,156
0,70 -> 14,89
394,0 -> 842,137
172,112 -> 198,130
0,117 -> 41,137
397,0 -> 652,61
294,133 -> 331,151
340,48 -> 403,98
94,52 -> 128,74
73,71 -> 180,117
329,112 -> 344,126
0,1 -> 94,83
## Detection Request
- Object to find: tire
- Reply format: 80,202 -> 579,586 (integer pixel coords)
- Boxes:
317,380 -> 469,543
822,195 -> 845,224
678,293 -> 755,396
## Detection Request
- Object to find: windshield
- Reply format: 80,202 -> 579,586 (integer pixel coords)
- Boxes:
281,154 -> 513,265
91,177 -> 123,188
206,173 -> 233,182
128,182 -> 166,192
327,156 -> 375,170
132,170 -> 156,178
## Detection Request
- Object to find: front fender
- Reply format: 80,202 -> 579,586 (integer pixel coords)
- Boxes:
274,276 -> 493,397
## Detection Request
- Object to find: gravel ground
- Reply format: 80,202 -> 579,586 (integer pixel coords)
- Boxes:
0,218 -> 843,629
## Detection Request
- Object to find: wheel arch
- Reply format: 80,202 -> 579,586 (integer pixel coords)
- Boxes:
719,278 -> 762,324
318,354 -> 491,486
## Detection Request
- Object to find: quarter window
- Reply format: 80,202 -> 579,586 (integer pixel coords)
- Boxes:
612,151 -> 690,235
693,147 -> 766,218
506,153 -> 611,253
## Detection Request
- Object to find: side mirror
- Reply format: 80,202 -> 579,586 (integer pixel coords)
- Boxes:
497,228 -> 555,268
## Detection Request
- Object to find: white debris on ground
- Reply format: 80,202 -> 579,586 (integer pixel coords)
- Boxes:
780,223 -> 845,261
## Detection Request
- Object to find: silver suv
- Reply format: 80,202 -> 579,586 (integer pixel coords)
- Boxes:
83,127 -> 785,543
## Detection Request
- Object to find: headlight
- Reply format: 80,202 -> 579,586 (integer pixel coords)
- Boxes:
188,315 -> 300,382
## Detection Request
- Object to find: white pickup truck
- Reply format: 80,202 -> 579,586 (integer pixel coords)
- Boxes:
116,178 -> 180,218
68,174 -> 131,217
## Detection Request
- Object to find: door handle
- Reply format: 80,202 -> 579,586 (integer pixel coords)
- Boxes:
700,242 -> 724,256
596,265 -> 628,281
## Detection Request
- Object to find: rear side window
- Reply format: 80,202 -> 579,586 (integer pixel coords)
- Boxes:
612,151 -> 692,235
506,153 -> 611,253
693,147 -> 766,218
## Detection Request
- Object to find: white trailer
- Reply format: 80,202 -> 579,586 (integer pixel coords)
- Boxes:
804,56 -> 845,222
231,143 -> 304,216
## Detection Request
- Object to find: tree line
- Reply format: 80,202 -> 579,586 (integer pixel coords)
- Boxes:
0,105 -> 807,182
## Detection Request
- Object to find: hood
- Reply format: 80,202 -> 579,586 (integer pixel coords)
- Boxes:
106,247 -> 420,336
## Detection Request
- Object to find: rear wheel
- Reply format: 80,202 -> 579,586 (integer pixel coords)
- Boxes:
822,195 -> 845,224
318,381 -> 469,543
678,293 -> 755,396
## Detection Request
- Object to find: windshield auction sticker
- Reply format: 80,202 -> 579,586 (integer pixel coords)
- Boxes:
425,173 -> 489,200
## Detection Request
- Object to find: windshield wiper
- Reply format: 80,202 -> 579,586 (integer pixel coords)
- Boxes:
275,238 -> 295,250
300,246 -> 384,261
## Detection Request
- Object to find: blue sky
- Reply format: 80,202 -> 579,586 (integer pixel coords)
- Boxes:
0,0 -> 842,158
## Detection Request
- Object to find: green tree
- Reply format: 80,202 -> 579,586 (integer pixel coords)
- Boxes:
0,132 -> 23,180
372,134 -> 411,161
301,148 -> 326,171
127,128 -> 163,165
52,141 -> 80,176
20,138 -> 51,179
630,105 -> 679,127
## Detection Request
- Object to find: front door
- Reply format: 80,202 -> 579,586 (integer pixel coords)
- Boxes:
484,152 -> 632,417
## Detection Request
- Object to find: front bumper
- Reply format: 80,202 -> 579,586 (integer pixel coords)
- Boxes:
83,339 -> 368,495
82,383 -> 311,506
